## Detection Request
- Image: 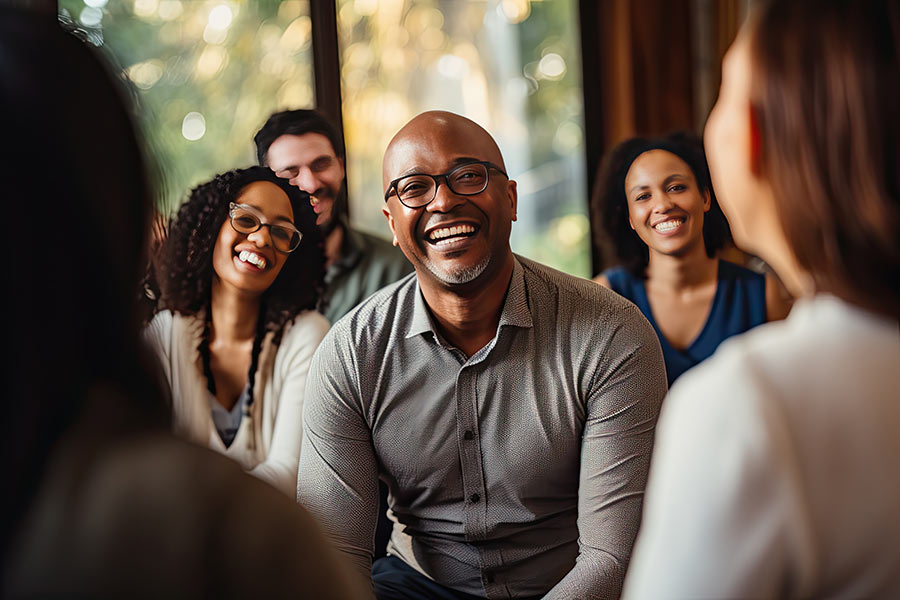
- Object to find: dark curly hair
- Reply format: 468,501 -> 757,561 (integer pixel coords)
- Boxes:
156,166 -> 325,401
592,131 -> 731,277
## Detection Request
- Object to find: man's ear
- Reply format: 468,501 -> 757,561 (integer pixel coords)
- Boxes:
702,188 -> 711,212
507,179 -> 518,222
382,205 -> 399,246
749,104 -> 763,176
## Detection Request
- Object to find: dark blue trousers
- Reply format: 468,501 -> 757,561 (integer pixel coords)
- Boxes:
372,556 -> 487,600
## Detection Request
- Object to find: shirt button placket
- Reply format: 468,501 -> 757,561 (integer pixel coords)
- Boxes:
457,367 -> 486,540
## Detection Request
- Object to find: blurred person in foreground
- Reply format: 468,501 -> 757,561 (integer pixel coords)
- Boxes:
623,1 -> 900,597
593,132 -> 790,386
254,109 -> 413,324
146,167 -> 329,497
299,110 -> 667,599
0,9 -> 361,598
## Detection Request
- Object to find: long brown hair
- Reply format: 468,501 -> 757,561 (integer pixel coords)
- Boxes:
749,0 -> 900,319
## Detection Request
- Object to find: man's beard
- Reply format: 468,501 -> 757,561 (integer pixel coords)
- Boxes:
424,253 -> 491,285
319,184 -> 348,237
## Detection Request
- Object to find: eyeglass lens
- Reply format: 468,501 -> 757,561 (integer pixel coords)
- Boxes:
230,207 -> 301,252
397,162 -> 489,207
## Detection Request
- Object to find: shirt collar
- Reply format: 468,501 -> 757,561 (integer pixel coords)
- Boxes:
404,256 -> 533,340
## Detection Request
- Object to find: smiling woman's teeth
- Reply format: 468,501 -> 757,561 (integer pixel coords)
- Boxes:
239,250 -> 267,269
654,219 -> 684,232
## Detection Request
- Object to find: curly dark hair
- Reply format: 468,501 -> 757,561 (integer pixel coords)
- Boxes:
157,166 -> 325,337
592,131 -> 731,277
157,166 -> 325,405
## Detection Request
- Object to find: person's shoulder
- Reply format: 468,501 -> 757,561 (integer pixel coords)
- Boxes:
351,227 -> 409,265
275,310 -> 332,363
602,265 -> 630,281
76,433 -> 359,597
143,309 -> 176,351
350,228 -> 403,258
518,255 -> 649,322
599,264 -> 636,295
282,309 -> 331,342
352,227 -> 394,251
327,271 -> 417,340
147,309 -> 205,331
146,308 -> 174,330
719,259 -> 765,283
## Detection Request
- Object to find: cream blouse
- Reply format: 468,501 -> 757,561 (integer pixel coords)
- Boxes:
144,309 -> 330,496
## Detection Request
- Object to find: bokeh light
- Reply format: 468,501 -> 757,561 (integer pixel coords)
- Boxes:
181,112 -> 206,141
80,7 -> 103,26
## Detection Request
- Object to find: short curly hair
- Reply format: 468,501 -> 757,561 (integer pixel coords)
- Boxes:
157,166 -> 325,338
592,132 -> 731,277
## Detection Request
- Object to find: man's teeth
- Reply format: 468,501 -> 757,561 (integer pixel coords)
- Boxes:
238,250 -> 267,269
654,219 -> 684,232
429,224 -> 476,243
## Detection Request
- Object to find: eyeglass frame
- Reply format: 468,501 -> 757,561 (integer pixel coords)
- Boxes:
227,202 -> 303,253
383,160 -> 509,208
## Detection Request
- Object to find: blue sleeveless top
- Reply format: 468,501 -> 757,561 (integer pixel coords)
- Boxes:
605,260 -> 766,385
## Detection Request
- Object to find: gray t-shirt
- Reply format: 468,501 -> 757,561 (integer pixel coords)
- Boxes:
299,256 -> 667,599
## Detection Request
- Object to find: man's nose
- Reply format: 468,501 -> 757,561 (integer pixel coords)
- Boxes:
290,167 -> 318,194
426,178 -> 466,213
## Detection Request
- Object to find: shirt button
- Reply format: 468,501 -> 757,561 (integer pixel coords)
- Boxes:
469,493 -> 480,503
463,430 -> 474,440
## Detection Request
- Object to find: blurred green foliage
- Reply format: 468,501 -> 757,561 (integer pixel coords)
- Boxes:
59,0 -> 315,214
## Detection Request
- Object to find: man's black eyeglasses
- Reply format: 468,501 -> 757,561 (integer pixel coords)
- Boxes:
384,160 -> 509,209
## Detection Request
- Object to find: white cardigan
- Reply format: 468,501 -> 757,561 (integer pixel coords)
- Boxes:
624,294 -> 900,598
144,309 -> 330,496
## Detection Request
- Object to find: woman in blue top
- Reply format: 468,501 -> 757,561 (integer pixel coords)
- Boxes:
592,132 -> 790,385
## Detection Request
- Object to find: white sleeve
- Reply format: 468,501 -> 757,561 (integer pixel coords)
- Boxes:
249,312 -> 330,496
622,348 -> 810,598
141,310 -> 174,387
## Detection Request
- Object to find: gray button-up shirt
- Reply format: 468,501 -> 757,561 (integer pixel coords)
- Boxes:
299,256 -> 667,599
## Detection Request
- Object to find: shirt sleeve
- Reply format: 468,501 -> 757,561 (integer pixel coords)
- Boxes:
141,310 -> 173,387
297,325 -> 378,599
545,312 -> 667,599
621,350 -> 807,599
250,312 -> 330,496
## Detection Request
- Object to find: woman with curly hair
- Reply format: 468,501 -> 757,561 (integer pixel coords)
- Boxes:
592,132 -> 790,385
145,166 -> 329,496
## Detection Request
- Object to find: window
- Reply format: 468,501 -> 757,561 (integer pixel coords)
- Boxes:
59,0 -> 590,276
337,0 -> 590,276
59,0 -> 315,213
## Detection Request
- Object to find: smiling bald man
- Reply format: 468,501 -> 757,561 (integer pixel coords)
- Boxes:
298,111 -> 667,599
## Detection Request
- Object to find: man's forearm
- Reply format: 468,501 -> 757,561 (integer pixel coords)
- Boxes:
543,547 -> 626,600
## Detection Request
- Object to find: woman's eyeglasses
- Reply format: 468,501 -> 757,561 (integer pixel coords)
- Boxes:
228,202 -> 302,253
